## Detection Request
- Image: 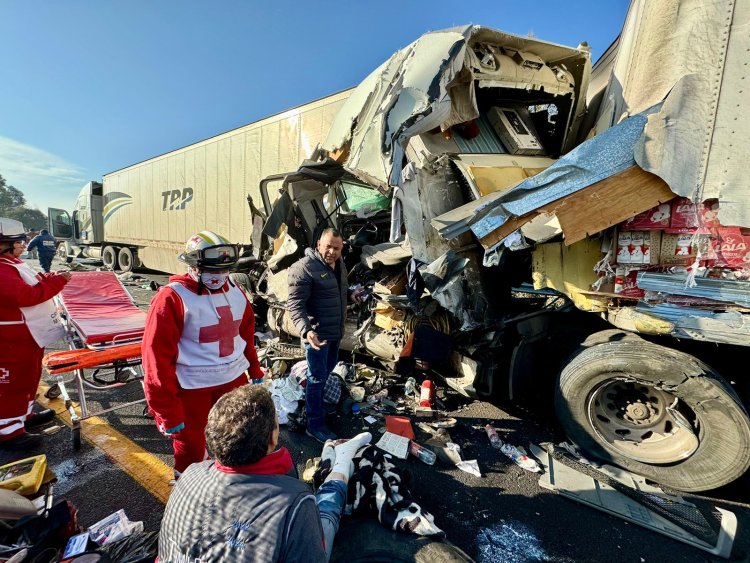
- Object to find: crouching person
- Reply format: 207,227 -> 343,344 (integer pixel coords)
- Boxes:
159,385 -> 371,562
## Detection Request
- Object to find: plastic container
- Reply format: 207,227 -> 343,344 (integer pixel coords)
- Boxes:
419,380 -> 434,407
0,455 -> 47,496
485,424 -> 502,449
352,404 -> 361,416
409,441 -> 436,465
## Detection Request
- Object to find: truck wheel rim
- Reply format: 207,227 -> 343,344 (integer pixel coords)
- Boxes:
586,377 -> 699,464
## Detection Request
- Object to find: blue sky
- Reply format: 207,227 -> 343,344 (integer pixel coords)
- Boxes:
0,1 -> 629,211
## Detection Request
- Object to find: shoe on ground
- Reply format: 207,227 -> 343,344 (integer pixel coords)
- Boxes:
0,432 -> 43,451
306,426 -> 337,443
24,408 -> 56,429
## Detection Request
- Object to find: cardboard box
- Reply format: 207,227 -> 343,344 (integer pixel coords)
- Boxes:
373,305 -> 406,331
487,107 -> 545,156
701,199 -> 721,229
641,230 -> 661,264
614,267 -> 644,297
373,271 -> 407,295
669,197 -> 701,231
660,233 -> 697,265
668,197 -> 721,233
716,227 -> 750,268
622,202 -> 671,230
616,231 -> 633,264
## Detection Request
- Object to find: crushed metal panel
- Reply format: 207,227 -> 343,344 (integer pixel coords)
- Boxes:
533,446 -> 738,559
635,303 -> 750,346
531,239 -> 606,312
637,273 -> 750,309
324,25 -> 590,191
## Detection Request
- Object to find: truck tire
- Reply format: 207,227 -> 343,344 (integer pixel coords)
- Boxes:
118,247 -> 139,273
555,337 -> 750,491
102,246 -> 118,270
56,242 -> 72,263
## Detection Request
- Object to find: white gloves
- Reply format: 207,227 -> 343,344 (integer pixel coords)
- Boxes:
330,432 -> 372,479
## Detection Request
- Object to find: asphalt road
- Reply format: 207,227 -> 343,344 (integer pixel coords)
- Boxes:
4,256 -> 749,563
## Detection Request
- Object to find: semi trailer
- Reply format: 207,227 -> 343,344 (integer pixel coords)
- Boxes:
48,90 -> 350,274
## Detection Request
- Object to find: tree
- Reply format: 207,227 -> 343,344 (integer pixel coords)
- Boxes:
0,173 -> 27,210
6,207 -> 47,230
0,172 -> 45,229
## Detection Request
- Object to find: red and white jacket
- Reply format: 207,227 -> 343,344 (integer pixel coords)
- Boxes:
0,255 -> 67,349
142,273 -> 263,430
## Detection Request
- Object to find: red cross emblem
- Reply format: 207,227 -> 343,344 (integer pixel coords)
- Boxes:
198,305 -> 242,357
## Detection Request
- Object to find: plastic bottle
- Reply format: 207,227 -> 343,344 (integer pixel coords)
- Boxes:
485,424 -> 502,449
419,380 -> 434,407
409,441 -> 437,465
352,404 -> 361,416
404,377 -> 417,398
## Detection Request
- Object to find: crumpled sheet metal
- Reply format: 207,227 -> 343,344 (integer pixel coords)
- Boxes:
323,24 -> 586,193
635,302 -> 750,346
636,272 -> 750,308
459,114 -> 648,241
324,28 -> 466,191
418,250 -> 477,331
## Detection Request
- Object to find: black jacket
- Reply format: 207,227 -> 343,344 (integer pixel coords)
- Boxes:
287,248 -> 348,341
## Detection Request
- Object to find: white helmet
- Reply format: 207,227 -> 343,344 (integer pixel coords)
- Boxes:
178,230 -> 239,271
0,217 -> 27,243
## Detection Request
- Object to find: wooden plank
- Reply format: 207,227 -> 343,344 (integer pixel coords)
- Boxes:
554,167 -> 676,245
478,166 -> 676,249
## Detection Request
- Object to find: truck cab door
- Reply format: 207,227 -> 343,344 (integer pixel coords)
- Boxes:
47,208 -> 74,240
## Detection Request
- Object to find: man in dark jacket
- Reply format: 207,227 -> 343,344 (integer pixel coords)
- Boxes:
27,229 -> 57,273
287,228 -> 361,442
159,384 -> 371,562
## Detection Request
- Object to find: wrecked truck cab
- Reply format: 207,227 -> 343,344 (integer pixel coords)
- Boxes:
256,24 -> 594,387
256,20 -> 750,492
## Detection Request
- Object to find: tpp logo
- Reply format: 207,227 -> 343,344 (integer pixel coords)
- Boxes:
161,188 -> 194,211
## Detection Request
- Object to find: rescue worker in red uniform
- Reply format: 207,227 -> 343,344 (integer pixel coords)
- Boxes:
0,218 -> 71,451
142,230 -> 264,477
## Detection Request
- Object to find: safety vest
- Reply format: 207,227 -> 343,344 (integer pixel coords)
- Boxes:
168,282 -> 250,389
5,260 -> 65,347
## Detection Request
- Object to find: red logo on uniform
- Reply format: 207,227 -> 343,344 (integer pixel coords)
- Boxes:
198,306 -> 242,357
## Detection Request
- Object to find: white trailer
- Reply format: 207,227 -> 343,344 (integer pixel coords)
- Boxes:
49,90 -> 350,273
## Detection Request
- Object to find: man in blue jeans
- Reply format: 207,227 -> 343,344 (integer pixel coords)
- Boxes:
159,384 -> 372,562
287,228 -> 363,442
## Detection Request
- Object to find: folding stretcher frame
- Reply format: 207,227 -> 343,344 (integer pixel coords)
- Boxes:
43,271 -> 148,448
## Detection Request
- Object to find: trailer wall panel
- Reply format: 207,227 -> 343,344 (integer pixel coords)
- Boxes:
102,91 -> 350,272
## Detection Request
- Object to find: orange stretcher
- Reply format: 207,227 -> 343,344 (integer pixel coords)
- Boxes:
43,271 -> 148,448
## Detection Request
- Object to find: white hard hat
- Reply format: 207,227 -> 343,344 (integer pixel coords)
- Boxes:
178,230 -> 239,271
0,217 -> 27,242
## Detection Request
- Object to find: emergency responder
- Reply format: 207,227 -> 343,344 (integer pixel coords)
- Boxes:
27,229 -> 57,273
0,218 -> 71,451
142,230 -> 264,478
